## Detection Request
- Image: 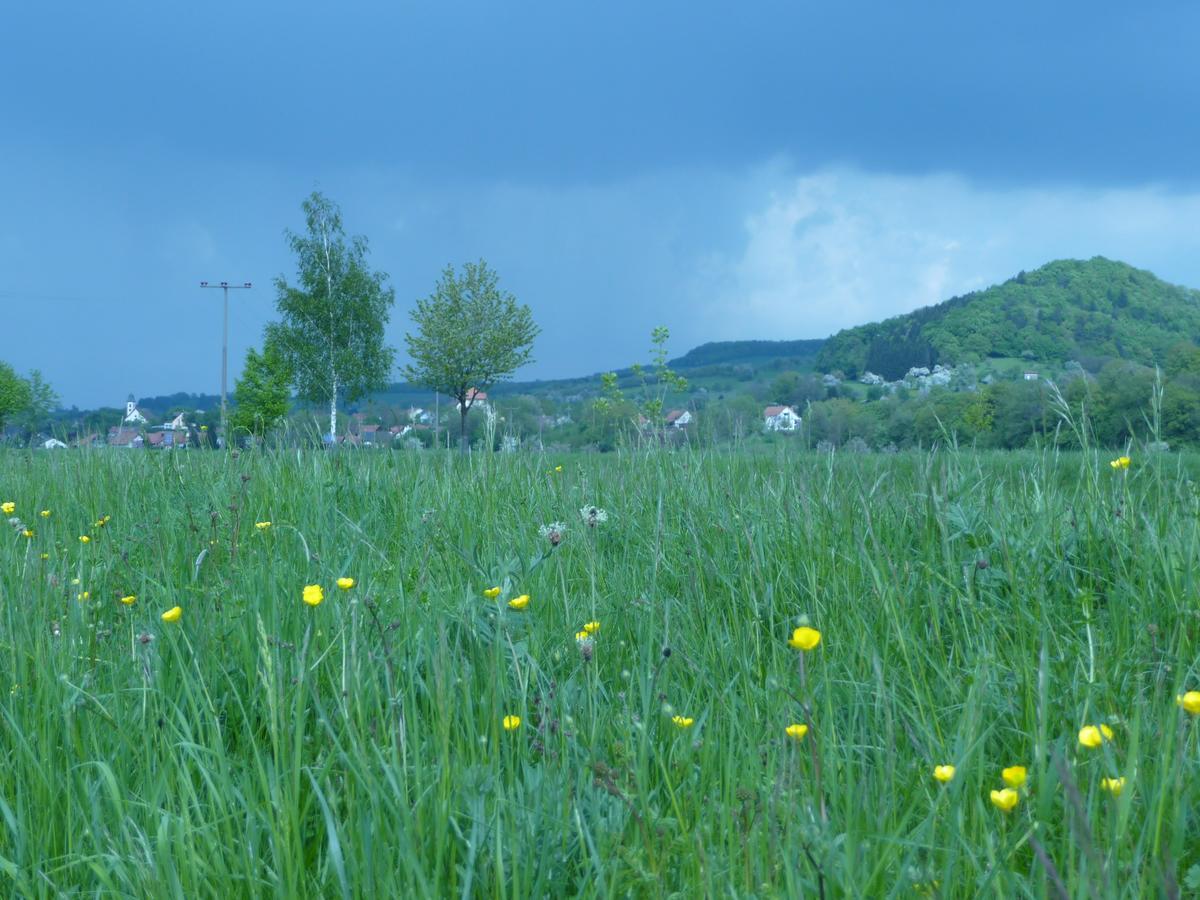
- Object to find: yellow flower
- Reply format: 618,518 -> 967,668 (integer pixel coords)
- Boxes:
1100,776 -> 1126,796
1078,724 -> 1115,749
932,764 -> 956,783
554,465 -> 563,473
786,723 -> 809,741
1176,691 -> 1200,715
21,529 -> 33,538
120,595 -> 136,606
788,626 -> 821,651
336,577 -> 355,591
502,714 -> 521,731
79,535 -> 90,544
1001,766 -> 1027,789
1109,456 -> 1131,470
483,586 -> 501,599
39,553 -> 48,560
508,594 -> 530,610
255,521 -> 271,531
990,788 -> 1019,812
302,584 -> 324,607
161,606 -> 182,623
575,630 -> 590,641
583,621 -> 600,635
671,715 -> 695,729
77,591 -> 90,602
1,501 -> 14,515
39,509 -> 50,518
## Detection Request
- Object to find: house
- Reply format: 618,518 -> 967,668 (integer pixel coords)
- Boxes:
456,389 -> 488,411
665,409 -> 692,429
764,405 -> 802,432
361,424 -> 381,446
1023,372 -> 1039,381
407,407 -> 431,424
123,395 -> 148,425
107,428 -> 143,448
42,438 -> 67,450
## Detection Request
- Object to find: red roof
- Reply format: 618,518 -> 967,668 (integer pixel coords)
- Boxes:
764,405 -> 794,417
665,409 -> 687,422
465,388 -> 488,403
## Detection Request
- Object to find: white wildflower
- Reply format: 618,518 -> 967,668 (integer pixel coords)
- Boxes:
579,505 -> 609,528
538,522 -> 566,546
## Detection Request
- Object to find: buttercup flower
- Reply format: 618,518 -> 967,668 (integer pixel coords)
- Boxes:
788,626 -> 821,651
502,715 -> 521,731
161,606 -> 182,623
933,764 -> 956,783
254,521 -> 271,531
1100,776 -> 1126,796
575,630 -> 591,642
79,535 -> 90,544
1176,691 -> 1200,715
583,621 -> 600,635
21,529 -> 33,538
554,465 -> 563,473
483,586 -> 501,599
0,502 -> 14,515
990,788 -> 1019,812
39,509 -> 50,518
786,723 -> 809,741
39,553 -> 48,560
508,594 -> 530,610
120,595 -> 137,606
336,577 -> 355,591
1078,724 -> 1115,749
77,591 -> 90,602
1109,456 -> 1131,470
302,584 -> 324,607
1001,766 -> 1027,789
671,715 -> 695,729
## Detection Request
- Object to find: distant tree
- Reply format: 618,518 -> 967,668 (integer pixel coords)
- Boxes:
404,260 -> 539,452
230,343 -> 292,441
0,362 -> 32,432
12,370 -> 58,437
268,191 -> 396,443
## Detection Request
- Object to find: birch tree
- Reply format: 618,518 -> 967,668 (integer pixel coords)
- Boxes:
267,192 -> 395,442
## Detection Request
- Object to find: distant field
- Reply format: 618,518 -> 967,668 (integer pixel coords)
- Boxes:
1,447 -> 1198,896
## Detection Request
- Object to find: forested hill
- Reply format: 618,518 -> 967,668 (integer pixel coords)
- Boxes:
815,257 -> 1200,380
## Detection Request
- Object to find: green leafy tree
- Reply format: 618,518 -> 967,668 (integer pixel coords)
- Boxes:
267,191 -> 396,442
230,344 -> 292,441
404,260 -> 539,452
12,370 -> 58,438
0,362 -> 32,432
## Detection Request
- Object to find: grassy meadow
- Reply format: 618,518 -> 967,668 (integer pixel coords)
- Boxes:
1,446 -> 1199,897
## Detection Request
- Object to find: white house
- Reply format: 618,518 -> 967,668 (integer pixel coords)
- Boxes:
42,438 -> 67,449
1023,372 -> 1039,381
456,389 -> 488,412
764,405 -> 801,432
665,409 -> 692,429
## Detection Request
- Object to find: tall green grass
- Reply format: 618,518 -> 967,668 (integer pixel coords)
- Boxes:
0,446 -> 1197,897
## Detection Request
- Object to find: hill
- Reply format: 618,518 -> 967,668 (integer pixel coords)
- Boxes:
369,338 -> 825,409
815,257 -> 1200,380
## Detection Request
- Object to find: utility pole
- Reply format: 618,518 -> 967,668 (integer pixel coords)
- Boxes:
200,281 -> 252,446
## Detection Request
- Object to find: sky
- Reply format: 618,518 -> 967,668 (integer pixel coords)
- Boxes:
2,1 -> 1199,408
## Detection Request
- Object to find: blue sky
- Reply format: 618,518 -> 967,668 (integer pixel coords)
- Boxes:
2,1 -> 1199,407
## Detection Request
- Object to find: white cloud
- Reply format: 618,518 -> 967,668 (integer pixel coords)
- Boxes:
698,167 -> 1200,340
